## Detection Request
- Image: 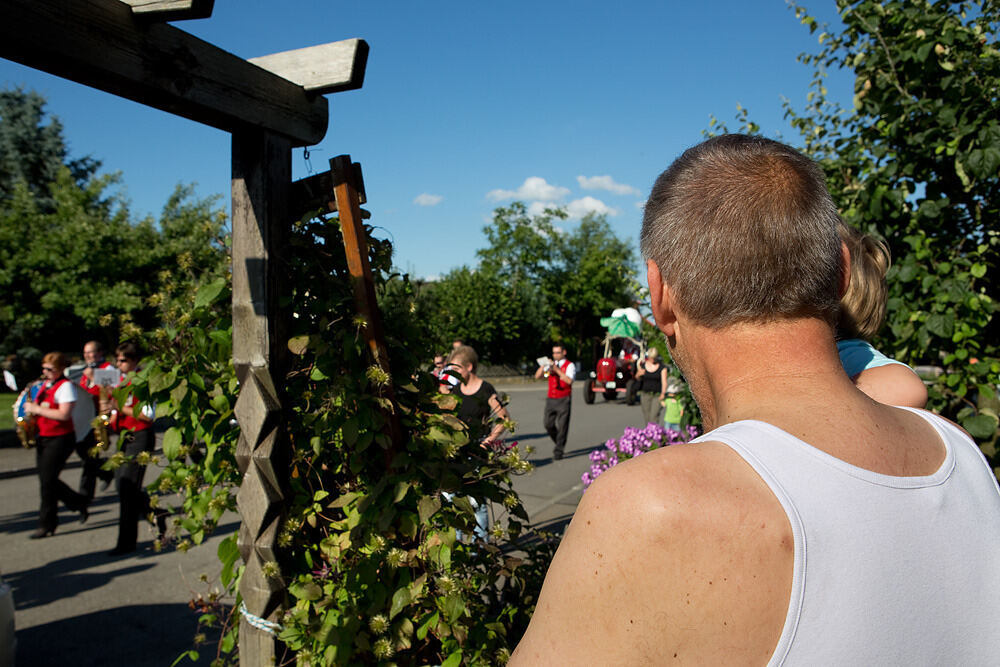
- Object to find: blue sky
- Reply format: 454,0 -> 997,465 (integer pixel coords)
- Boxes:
1,1 -> 852,281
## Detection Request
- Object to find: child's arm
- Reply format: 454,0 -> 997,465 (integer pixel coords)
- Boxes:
853,364 -> 928,409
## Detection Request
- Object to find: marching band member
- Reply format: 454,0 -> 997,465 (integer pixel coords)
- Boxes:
75,340 -> 115,499
23,352 -> 89,538
105,342 -> 165,555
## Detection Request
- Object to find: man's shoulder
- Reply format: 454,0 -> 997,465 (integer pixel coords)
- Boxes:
587,441 -> 773,527
513,440 -> 793,664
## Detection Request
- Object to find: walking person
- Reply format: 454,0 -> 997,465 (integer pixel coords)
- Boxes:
634,347 -> 668,425
23,352 -> 89,538
662,377 -> 685,434
105,342 -> 163,555
534,344 -> 575,460
75,340 -> 114,499
444,345 -> 510,539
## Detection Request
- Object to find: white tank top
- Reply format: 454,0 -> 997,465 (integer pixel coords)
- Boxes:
695,408 -> 1000,666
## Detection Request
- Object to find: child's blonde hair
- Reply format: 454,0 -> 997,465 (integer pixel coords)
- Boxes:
838,221 -> 891,340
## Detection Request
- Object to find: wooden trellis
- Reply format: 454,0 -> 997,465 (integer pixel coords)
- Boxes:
1,1 -> 377,663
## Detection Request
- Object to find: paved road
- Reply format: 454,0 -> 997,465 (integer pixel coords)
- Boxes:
0,380 -> 644,665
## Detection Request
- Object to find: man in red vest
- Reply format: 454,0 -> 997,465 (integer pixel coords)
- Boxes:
76,340 -> 114,499
534,344 -> 576,460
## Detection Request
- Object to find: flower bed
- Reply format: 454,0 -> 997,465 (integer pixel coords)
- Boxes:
582,422 -> 700,488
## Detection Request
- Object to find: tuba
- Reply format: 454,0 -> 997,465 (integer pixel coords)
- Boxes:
13,380 -> 43,448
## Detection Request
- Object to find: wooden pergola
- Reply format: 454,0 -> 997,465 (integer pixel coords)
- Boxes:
1,1 -> 380,662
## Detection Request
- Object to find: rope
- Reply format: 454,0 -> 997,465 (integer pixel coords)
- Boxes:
239,601 -> 283,635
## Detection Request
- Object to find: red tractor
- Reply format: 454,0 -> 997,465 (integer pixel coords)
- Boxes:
583,333 -> 643,405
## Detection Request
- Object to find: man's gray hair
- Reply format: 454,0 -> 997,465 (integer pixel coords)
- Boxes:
640,134 -> 842,328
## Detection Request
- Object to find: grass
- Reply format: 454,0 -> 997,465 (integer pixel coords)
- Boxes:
0,393 -> 16,430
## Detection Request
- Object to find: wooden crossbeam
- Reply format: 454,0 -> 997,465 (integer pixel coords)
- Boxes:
122,0 -> 215,22
249,39 -> 369,96
289,167 -> 369,221
0,0 -> 340,145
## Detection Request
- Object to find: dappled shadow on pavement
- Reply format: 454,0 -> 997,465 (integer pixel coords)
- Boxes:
6,549 -> 156,611
17,603 -> 225,667
0,495 -> 119,536
524,439 -> 607,468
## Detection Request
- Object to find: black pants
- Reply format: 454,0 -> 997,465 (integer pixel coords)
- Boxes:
544,396 -> 572,457
74,430 -> 112,500
114,428 -> 155,550
36,433 -> 88,532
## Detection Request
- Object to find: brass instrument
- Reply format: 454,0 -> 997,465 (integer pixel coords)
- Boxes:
15,414 -> 38,448
13,380 -> 42,448
90,383 -> 115,452
91,412 -> 112,451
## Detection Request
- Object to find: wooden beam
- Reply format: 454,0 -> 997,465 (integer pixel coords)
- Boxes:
122,0 -> 215,22
332,155 -> 404,454
289,167 -> 369,221
0,0 -> 328,146
249,39 -> 368,95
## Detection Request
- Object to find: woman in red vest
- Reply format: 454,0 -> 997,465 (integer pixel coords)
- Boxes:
105,342 -> 162,556
23,352 -> 90,538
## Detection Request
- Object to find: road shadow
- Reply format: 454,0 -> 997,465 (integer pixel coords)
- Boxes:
16,602 -> 227,667
525,440 -> 607,468
502,512 -> 572,555
6,548 -> 156,611
0,495 -> 120,535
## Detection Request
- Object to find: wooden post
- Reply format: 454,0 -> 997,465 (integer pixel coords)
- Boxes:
231,130 -> 291,664
331,155 -> 404,452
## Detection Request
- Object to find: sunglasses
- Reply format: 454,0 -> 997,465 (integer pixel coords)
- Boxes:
116,357 -> 131,363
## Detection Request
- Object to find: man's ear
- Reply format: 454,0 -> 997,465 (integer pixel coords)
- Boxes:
647,259 -> 677,337
838,240 -> 851,299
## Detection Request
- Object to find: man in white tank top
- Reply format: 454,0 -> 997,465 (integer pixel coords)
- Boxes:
511,135 -> 1000,665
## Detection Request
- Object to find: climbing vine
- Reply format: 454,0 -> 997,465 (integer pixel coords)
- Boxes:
133,212 -> 558,665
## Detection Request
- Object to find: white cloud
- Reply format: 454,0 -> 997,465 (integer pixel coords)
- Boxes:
566,196 -> 618,219
487,176 -> 570,202
414,193 -> 443,206
576,175 -> 641,196
526,201 -> 557,217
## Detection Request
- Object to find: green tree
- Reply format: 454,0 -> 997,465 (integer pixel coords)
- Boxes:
543,213 -> 637,362
0,88 -> 231,355
0,88 -> 99,211
417,266 -> 547,366
0,169 -> 143,354
0,174 -> 229,355
472,203 -> 637,363
713,0 -> 999,459
476,202 -> 564,291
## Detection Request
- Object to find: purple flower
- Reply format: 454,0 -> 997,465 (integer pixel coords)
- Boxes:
582,422 -> 703,489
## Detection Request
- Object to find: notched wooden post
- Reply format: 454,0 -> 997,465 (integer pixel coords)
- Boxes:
232,129 -> 292,664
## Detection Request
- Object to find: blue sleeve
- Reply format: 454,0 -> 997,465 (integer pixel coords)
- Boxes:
837,339 -> 908,378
